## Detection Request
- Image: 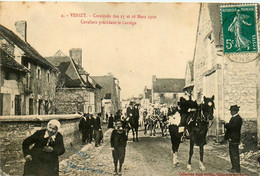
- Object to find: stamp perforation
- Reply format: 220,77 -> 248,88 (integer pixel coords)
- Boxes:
219,3 -> 259,60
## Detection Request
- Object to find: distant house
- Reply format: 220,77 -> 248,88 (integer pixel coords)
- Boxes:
93,73 -> 121,115
142,86 -> 152,109
0,21 -> 59,116
152,75 -> 185,106
46,49 -> 96,114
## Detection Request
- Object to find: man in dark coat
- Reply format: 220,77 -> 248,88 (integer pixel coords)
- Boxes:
89,114 -> 95,143
111,121 -> 128,175
126,102 -> 134,120
22,120 -> 65,176
79,113 -> 88,145
108,113 -> 114,128
93,113 -> 102,147
223,105 -> 243,173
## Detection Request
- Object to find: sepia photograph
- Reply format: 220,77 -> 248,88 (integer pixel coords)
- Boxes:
0,1 -> 259,176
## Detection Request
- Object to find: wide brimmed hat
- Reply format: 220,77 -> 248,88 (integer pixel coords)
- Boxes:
229,105 -> 240,111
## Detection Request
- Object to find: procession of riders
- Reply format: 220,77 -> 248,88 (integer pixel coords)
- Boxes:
114,95 -> 217,171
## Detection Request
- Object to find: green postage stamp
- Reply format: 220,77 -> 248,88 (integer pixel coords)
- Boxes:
221,4 -> 258,54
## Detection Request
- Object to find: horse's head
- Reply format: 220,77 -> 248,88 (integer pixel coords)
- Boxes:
202,95 -> 215,120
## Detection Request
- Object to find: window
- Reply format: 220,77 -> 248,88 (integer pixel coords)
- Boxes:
15,95 -> 21,115
173,94 -> 177,99
29,98 -> 33,115
38,99 -> 43,115
36,66 -> 41,79
47,71 -> 50,82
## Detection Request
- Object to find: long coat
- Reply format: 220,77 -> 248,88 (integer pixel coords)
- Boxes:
22,129 -> 65,176
224,114 -> 243,143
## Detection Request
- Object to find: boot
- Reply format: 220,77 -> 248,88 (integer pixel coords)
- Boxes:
172,153 -> 176,167
173,152 -> 179,167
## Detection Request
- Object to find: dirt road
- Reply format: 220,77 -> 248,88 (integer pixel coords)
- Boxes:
59,127 -> 258,176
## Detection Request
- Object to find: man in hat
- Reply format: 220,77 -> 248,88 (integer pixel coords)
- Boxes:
222,105 -> 243,173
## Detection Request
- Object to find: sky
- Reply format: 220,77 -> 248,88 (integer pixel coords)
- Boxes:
0,2 -> 200,99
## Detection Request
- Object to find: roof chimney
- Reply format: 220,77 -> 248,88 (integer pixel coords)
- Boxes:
152,75 -> 156,82
70,48 -> 82,67
15,21 -> 27,42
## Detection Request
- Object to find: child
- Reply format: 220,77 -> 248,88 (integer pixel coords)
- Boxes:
110,121 -> 128,175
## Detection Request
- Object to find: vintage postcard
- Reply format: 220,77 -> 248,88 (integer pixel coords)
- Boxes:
0,1 -> 259,176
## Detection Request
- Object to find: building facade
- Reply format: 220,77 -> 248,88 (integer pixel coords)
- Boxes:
191,4 -> 259,139
152,75 -> 185,107
93,73 -> 121,115
46,49 -> 96,114
0,22 -> 59,116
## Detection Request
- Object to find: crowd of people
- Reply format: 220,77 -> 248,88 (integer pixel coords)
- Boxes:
21,99 -> 245,175
79,113 -> 103,147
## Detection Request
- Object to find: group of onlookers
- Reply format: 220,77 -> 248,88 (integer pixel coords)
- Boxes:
79,113 -> 103,147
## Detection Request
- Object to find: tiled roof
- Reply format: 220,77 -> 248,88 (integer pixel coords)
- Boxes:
0,24 -> 57,71
70,58 -> 94,89
46,54 -> 90,88
92,75 -> 115,98
153,78 -> 185,93
0,48 -> 29,73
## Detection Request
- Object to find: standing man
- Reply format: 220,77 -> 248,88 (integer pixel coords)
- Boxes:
93,113 -> 102,147
223,105 -> 243,173
89,114 -> 95,144
79,113 -> 88,145
110,121 -> 128,175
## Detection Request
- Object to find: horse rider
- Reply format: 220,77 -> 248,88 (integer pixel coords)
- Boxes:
168,106 -> 184,167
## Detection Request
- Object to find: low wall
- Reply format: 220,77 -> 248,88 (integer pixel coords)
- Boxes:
0,114 -> 82,175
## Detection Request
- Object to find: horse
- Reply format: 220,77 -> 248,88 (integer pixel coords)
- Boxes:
184,95 -> 215,171
158,111 -> 168,137
148,108 -> 160,136
143,110 -> 150,135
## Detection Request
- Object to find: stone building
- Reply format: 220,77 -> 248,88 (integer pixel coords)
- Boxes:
46,49 -> 97,114
152,75 -> 185,107
93,73 -> 121,115
0,22 -> 59,116
190,3 -> 259,140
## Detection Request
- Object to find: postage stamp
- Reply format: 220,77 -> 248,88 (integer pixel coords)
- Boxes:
221,4 -> 258,54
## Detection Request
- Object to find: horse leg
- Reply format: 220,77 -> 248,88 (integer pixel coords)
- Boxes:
132,128 -> 135,142
150,123 -> 153,136
144,124 -> 147,135
153,121 -> 156,136
199,145 -> 206,171
187,139 -> 194,171
160,122 -> 164,137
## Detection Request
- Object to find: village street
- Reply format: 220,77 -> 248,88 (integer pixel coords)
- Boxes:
59,127 -> 258,176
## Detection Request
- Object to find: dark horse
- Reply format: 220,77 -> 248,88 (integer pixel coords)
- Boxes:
182,96 -> 215,171
125,104 -> 140,142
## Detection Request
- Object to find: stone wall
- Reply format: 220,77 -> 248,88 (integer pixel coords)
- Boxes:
223,58 -> 257,121
55,88 -> 95,114
0,114 -> 81,175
